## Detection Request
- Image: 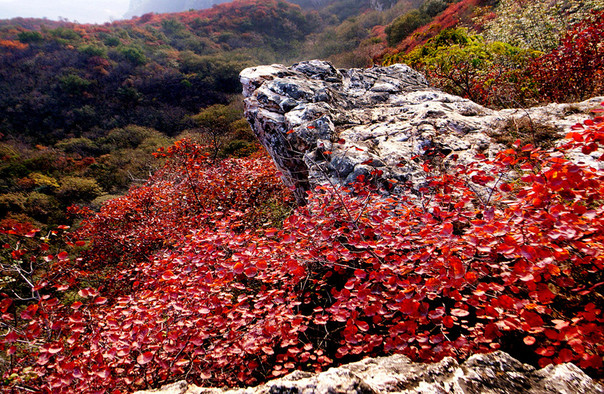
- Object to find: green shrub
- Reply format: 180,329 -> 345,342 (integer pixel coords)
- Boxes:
392,28 -> 538,107
119,46 -> 147,65
79,44 -> 106,58
24,192 -> 59,222
55,138 -> 100,156
17,31 -> 43,43
420,0 -> 448,17
56,177 -> 103,203
0,193 -> 26,217
59,74 -> 92,95
385,10 -> 432,47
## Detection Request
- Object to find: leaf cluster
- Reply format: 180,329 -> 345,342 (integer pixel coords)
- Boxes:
1,108 -> 603,391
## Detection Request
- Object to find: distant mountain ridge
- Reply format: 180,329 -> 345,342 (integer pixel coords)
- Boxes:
124,0 -> 397,19
125,0 -> 232,18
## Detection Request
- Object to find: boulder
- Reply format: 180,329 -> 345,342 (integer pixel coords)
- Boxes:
240,60 -> 603,204
134,351 -> 604,393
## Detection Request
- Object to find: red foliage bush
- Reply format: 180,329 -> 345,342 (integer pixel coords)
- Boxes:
1,111 -> 603,391
530,10 -> 604,102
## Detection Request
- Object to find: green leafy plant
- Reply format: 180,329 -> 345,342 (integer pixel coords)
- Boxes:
387,28 -> 538,107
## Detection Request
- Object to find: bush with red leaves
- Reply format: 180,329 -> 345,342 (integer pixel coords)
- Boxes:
529,10 -> 604,102
1,110 -> 603,391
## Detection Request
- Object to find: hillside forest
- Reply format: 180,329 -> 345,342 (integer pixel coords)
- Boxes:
0,0 -> 603,392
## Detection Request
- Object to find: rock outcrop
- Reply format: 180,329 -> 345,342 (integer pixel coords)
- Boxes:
240,60 -> 602,204
135,351 -> 604,393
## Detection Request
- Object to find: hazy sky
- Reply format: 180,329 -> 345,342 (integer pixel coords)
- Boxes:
0,0 -> 131,24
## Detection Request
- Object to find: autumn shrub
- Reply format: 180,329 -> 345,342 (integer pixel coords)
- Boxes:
74,140 -> 292,271
1,110 -> 603,392
529,10 -> 604,103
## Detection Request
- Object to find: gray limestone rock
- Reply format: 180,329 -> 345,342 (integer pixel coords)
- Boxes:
240,60 -> 603,204
134,351 -> 604,394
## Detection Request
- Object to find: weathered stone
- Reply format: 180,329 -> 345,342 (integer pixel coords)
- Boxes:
134,351 -> 604,394
240,60 -> 603,204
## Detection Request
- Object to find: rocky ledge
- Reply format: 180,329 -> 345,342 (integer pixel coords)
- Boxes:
240,60 -> 602,204
136,351 -> 603,393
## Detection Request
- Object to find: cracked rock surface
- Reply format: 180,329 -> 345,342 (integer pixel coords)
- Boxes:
240,60 -> 602,204
135,351 -> 604,393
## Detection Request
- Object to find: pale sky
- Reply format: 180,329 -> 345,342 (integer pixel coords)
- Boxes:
0,0 -> 131,24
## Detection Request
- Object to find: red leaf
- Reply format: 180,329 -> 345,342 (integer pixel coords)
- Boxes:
25,229 -> 39,238
137,351 -> 153,365
451,308 -> 470,317
0,298 -> 11,313
244,266 -> 257,278
286,260 -> 300,272
57,251 -> 69,261
523,336 -> 536,346
552,319 -> 569,330
442,222 -> 453,236
4,330 -> 18,343
557,348 -> 574,363
522,311 -> 544,328
48,343 -> 63,354
161,270 -> 176,280
536,346 -> 555,357
451,260 -> 465,280
425,277 -> 440,291
199,307 -> 211,315
95,368 -> 110,379
233,262 -> 244,275
94,297 -> 108,305
37,353 -> 50,366
499,183 -> 512,192
580,355 -> 603,369
354,269 -> 366,280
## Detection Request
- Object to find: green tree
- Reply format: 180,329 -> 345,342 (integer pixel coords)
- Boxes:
192,103 -> 242,159
17,31 -> 43,43
119,46 -> 147,65
55,176 -> 103,203
385,10 -> 431,47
